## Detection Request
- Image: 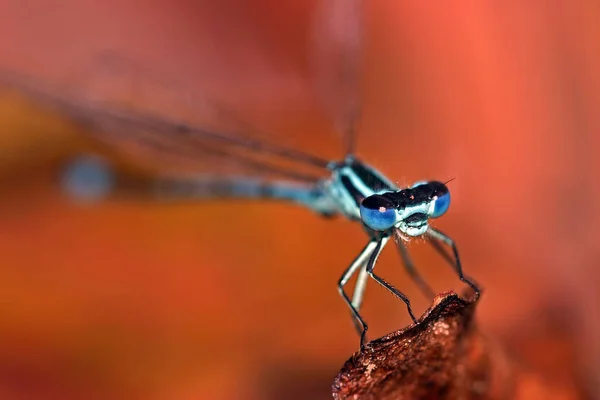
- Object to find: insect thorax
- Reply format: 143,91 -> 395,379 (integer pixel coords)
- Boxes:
324,159 -> 398,220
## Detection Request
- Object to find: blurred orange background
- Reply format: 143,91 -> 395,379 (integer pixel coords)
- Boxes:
0,0 -> 599,399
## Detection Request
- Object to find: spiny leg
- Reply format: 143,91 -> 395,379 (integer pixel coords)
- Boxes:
366,236 -> 418,323
349,265 -> 369,338
394,232 -> 436,300
338,241 -> 379,347
427,227 -> 481,299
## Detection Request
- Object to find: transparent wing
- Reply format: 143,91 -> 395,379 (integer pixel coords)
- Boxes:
311,0 -> 364,156
0,52 -> 332,185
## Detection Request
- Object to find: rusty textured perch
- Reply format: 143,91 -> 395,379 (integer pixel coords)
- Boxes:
332,292 -> 514,400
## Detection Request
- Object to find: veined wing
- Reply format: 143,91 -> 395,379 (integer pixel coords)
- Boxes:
311,0 -> 364,156
0,0 -> 366,196
0,53 -> 332,186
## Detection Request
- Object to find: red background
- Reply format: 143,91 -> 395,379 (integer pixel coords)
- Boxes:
0,1 -> 598,398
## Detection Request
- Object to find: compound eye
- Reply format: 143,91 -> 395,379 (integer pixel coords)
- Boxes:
431,184 -> 451,218
360,195 -> 397,231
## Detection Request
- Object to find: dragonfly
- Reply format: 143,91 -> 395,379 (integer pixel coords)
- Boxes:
0,0 -> 480,347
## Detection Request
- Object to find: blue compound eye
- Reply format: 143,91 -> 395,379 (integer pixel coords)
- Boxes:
431,183 -> 451,218
360,195 -> 397,231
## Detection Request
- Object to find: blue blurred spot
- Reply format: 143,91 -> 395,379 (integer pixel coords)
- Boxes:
60,155 -> 114,203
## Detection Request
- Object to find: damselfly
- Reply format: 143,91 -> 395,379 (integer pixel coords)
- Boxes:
0,0 -> 480,347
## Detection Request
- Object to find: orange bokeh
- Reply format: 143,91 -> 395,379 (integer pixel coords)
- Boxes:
0,1 -> 598,399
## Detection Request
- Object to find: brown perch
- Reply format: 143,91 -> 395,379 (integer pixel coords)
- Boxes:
332,292 -> 514,400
